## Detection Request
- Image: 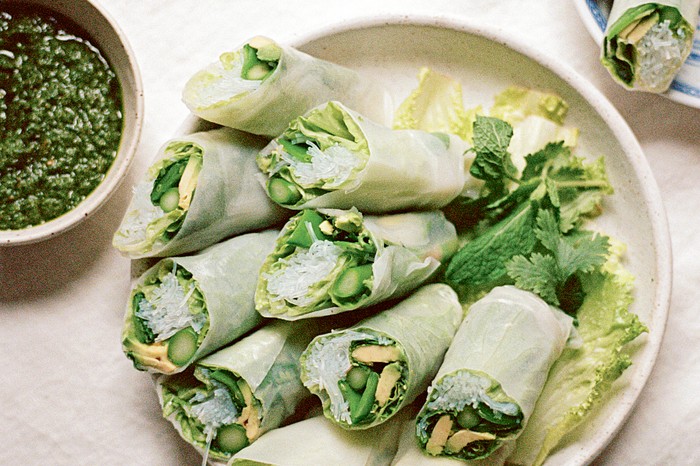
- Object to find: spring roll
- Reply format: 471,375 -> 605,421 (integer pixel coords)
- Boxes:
415,286 -> 574,461
122,230 -> 277,374
182,36 -> 391,137
113,127 -> 289,259
256,100 -> 474,213
300,284 -> 463,430
255,208 -> 459,320
601,0 -> 699,92
393,409 -> 515,466
158,319 -> 335,463
227,410 -> 412,466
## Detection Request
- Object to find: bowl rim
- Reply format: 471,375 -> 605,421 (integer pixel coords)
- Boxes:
285,13 -> 672,464
0,0 -> 144,246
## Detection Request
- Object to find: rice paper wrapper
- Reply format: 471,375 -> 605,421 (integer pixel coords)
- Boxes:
113,127 -> 290,259
256,209 -> 459,320
417,286 -> 573,446
194,320 -> 326,434
258,101 -> 471,213
156,318 -> 336,463
228,409 -> 413,466
301,284 -> 464,430
123,230 -> 277,374
602,0 -> 700,92
182,37 -> 392,137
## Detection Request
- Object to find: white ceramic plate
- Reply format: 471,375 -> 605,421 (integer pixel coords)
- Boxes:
574,0 -> 700,108
177,15 -> 671,466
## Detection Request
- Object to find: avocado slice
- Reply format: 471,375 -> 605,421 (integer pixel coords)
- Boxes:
375,362 -> 402,407
426,414 -> 453,455
351,344 -> 401,364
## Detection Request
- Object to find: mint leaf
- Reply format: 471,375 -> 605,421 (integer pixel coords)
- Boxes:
469,115 -> 517,184
446,203 -> 537,286
520,141 -> 568,181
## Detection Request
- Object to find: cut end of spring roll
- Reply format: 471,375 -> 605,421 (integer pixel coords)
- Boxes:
159,320 -> 328,463
255,208 -> 375,318
160,366 -> 260,461
113,139 -> 203,257
183,36 -> 280,111
182,37 -> 391,136
300,284 -> 463,431
122,260 -> 208,374
257,100 -> 471,213
254,208 -> 458,319
415,285 -> 573,461
256,101 -> 370,208
113,128 -> 281,259
122,231 -> 276,374
416,370 -> 523,460
303,329 -> 408,429
601,3 -> 697,92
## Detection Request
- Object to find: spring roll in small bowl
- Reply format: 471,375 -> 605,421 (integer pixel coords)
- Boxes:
601,0 -> 699,92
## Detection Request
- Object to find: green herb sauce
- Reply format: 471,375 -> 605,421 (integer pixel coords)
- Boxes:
0,5 -> 123,230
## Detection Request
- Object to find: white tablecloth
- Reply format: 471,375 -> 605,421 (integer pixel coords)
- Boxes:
1,1 -> 697,465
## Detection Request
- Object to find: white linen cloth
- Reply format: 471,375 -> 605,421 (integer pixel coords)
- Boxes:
0,1 -> 697,464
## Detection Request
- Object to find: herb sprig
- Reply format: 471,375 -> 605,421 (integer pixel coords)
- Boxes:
445,116 -> 613,314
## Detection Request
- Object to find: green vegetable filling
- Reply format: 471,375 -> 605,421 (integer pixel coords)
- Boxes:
417,368 -> 526,460
151,158 -> 187,205
216,424 -> 249,454
336,341 -> 406,426
161,368 -> 259,460
167,327 -> 199,366
256,102 -> 369,207
123,262 -> 208,372
144,142 -> 204,243
260,209 -> 375,316
420,401 -> 522,459
240,41 -> 279,81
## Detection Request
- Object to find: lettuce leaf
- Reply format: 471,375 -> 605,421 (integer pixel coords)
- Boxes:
392,67 -> 478,141
489,86 -> 569,126
489,86 -> 578,175
507,242 -> 647,465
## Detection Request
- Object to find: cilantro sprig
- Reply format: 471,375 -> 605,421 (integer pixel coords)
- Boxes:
505,209 -> 610,314
445,115 -> 613,313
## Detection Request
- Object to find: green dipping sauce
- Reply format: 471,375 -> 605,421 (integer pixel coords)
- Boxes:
0,5 -> 123,230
